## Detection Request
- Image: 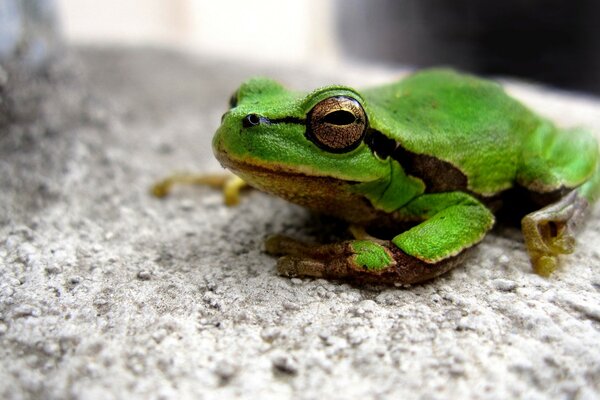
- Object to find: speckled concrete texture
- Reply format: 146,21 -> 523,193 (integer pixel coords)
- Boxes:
1,48 -> 600,400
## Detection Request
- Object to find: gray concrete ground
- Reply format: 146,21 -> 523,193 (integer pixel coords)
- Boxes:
1,47 -> 600,400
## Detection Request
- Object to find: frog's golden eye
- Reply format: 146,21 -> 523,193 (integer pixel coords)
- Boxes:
306,96 -> 367,153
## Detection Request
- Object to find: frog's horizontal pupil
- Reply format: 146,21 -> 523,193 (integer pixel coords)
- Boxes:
321,110 -> 356,126
306,96 -> 367,153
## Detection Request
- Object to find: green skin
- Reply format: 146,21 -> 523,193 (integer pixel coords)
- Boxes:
213,69 -> 600,284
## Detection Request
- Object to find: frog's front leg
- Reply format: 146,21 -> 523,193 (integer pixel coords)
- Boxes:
266,236 -> 468,284
266,192 -> 494,284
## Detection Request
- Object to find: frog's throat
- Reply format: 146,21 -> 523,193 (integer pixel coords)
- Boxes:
215,150 -> 383,224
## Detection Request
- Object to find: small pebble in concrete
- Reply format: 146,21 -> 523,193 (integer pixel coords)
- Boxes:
214,360 -> 238,385
272,355 -> 299,376
492,278 -> 518,292
137,270 -> 152,280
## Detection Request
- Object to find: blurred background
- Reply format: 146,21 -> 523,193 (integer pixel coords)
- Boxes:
1,0 -> 599,94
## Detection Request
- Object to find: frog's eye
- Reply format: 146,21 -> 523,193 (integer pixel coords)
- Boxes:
306,96 -> 367,153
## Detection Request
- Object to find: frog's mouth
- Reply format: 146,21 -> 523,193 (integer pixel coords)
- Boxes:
215,149 -> 381,225
215,147 -> 340,192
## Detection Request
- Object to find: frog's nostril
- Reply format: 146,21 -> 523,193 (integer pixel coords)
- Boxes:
221,112 -> 229,122
243,114 -> 261,127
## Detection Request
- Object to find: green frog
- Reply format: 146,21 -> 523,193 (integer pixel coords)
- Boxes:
156,69 -> 600,284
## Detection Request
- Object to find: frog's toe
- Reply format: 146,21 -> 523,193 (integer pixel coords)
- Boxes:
531,254 -> 559,277
537,219 -> 576,254
277,256 -> 355,279
266,236 -> 355,279
549,230 -> 576,254
277,256 -> 325,278
265,235 -> 349,259
265,235 -> 311,257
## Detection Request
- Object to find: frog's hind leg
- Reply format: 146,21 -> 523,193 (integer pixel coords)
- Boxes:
265,235 -> 468,285
522,164 -> 600,276
577,162 -> 600,204
517,121 -> 600,275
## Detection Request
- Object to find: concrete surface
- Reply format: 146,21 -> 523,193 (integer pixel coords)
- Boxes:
1,47 -> 600,400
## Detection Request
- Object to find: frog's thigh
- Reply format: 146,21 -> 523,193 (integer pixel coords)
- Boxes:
577,163 -> 600,204
392,193 -> 495,263
517,124 -> 600,204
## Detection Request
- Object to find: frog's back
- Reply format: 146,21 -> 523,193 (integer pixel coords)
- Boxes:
363,69 -> 540,196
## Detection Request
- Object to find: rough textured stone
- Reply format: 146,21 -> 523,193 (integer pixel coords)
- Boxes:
1,47 -> 599,400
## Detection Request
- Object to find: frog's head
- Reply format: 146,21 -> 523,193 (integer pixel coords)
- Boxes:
213,78 -> 390,220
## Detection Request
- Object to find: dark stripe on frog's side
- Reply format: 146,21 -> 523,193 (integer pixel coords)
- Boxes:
393,146 -> 468,193
363,130 -> 570,217
363,130 -> 576,223
364,129 -> 468,193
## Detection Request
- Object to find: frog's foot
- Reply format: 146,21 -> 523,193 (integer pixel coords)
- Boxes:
264,235 -> 466,285
521,191 -> 588,276
151,173 -> 247,206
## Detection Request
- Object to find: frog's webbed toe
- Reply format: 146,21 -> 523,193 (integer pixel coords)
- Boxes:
521,191 -> 588,276
265,235 -> 466,285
